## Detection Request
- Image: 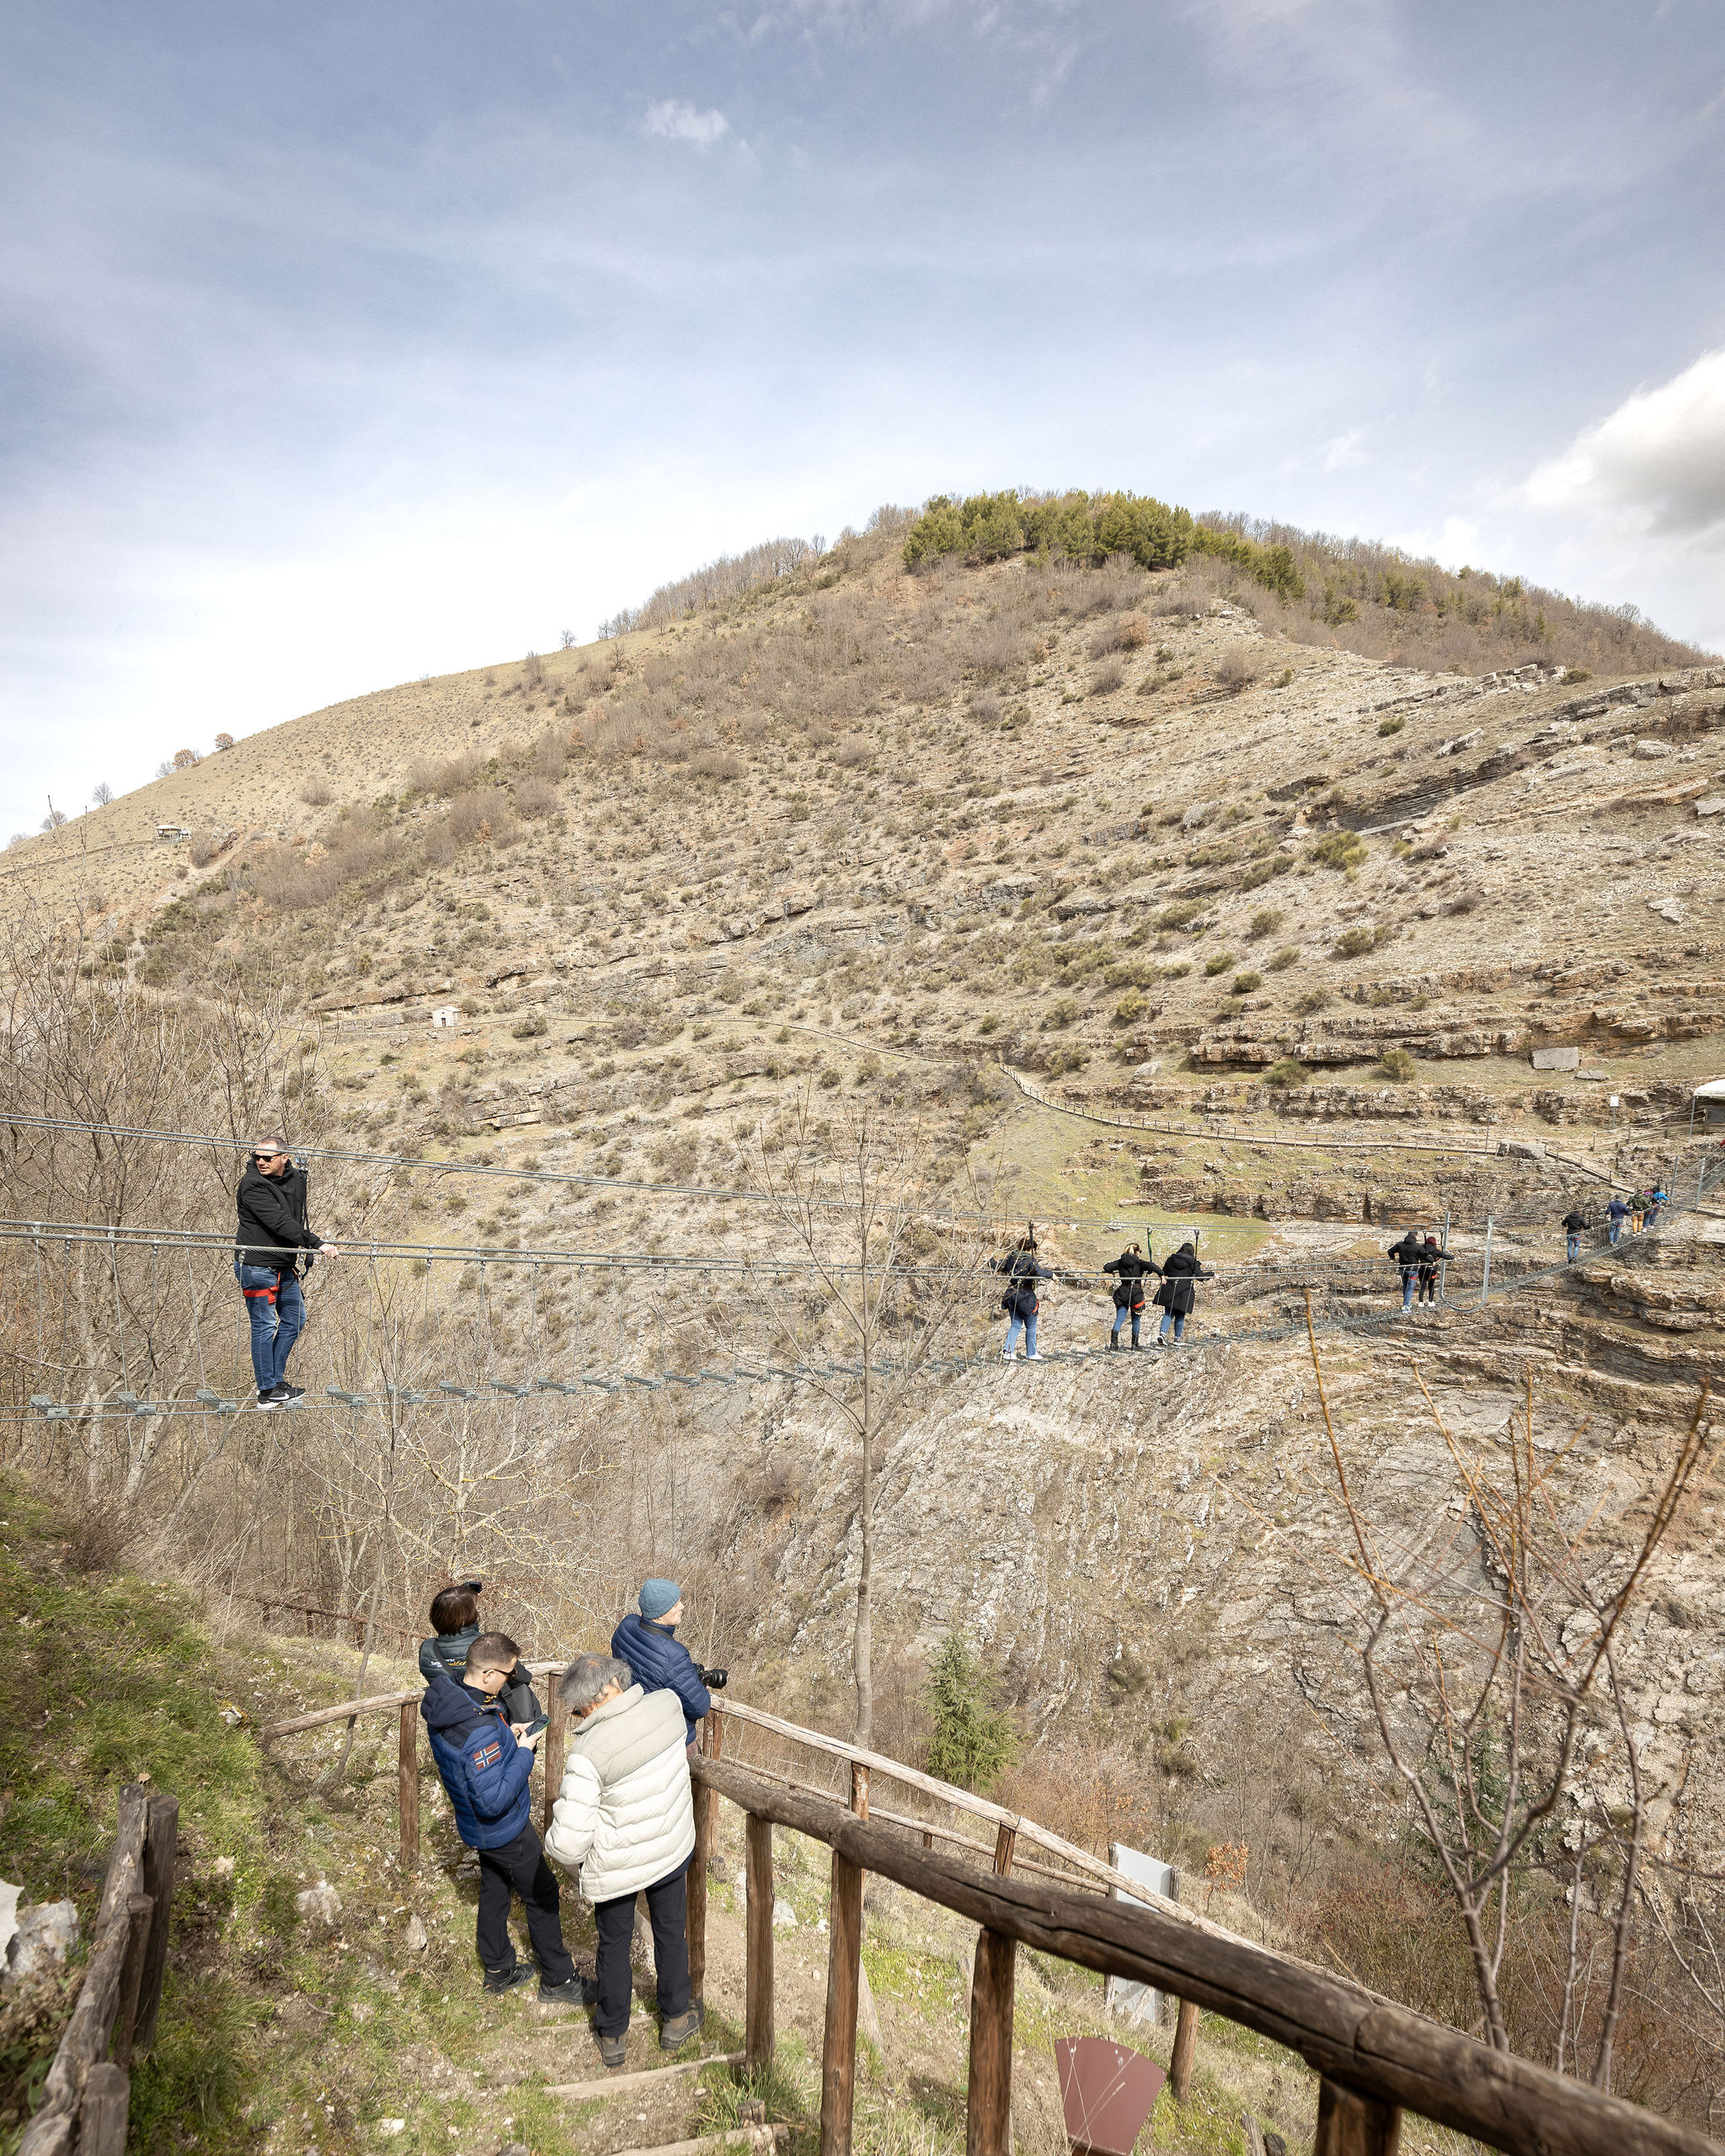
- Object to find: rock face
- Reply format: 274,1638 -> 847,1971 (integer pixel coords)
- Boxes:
1531,1046 -> 1581,1071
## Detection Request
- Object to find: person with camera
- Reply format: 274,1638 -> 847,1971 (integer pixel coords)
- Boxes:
234,1135 -> 339,1407
611,1579 -> 725,1752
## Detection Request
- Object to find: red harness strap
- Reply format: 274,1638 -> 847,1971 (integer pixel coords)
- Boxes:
242,1283 -> 279,1304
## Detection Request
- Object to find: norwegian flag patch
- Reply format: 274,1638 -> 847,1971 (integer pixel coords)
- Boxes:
471,1739 -> 502,1771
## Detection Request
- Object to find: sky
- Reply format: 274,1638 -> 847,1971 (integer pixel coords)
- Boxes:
3,0 -> 1723,835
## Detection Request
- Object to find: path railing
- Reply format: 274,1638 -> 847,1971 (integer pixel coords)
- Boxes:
259,1683 -> 1719,2156
19,1782 -> 179,2156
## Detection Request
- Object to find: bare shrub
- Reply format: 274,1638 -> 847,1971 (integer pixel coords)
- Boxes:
1215,650 -> 1260,694
446,787 -> 510,844
173,747 -> 200,771
521,650 -> 544,690
531,728 -> 567,780
1090,612 -> 1150,657
514,776 -> 558,819
299,775 -> 334,807
835,736 -> 871,768
690,749 -> 743,782
188,830 -> 223,868
1089,659 -> 1125,696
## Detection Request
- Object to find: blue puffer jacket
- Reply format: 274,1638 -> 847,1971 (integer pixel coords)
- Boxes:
611,1612 -> 710,1747
421,1668 -> 534,1849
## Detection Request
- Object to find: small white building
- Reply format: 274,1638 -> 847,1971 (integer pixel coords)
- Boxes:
1692,1079 -> 1725,1131
430,1006 -> 460,1029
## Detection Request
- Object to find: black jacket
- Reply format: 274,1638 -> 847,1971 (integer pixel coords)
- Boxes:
1562,1212 -> 1589,1234
1103,1251 -> 1156,1309
996,1249 -> 1051,1320
1153,1242 -> 1212,1315
418,1626 -> 540,1726
1418,1239 -> 1444,1275
235,1162 -> 323,1268
1386,1232 -> 1424,1270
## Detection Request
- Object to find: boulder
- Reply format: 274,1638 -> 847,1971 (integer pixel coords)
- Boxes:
1632,738 -> 1672,758
296,1881 -> 342,1926
404,1913 -> 429,1951
0,1881 -> 17,1967
1530,1047 -> 1581,1072
1696,798 -> 1725,819
6,1900 -> 78,1979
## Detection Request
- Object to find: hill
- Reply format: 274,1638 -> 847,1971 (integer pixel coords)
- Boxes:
3,494 -> 1725,2128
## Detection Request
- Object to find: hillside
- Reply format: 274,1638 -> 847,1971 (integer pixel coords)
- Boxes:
4,498 -> 1725,2132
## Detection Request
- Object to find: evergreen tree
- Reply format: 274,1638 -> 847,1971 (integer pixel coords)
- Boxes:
925,1630 -> 1017,1791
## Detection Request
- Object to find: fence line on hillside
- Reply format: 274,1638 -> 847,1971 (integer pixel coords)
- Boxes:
18,1782 -> 179,2156
255,1684 -> 1719,2156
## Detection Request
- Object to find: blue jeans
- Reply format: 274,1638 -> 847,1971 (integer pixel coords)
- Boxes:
1111,1305 -> 1140,1345
1158,1310 -> 1185,1342
1401,1269 -> 1417,1310
1609,1219 -> 1623,1246
236,1263 -> 305,1390
1567,1235 -> 1581,1262
1004,1311 -> 1038,1356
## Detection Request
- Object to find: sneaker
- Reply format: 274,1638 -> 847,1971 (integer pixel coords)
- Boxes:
660,2004 -> 705,2051
1001,1350 -> 1015,1360
483,1963 -> 537,1997
277,1382 -> 306,1403
257,1385 -> 288,1409
593,2027 -> 628,2068
540,1973 -> 600,2007
1026,1352 -> 1045,1362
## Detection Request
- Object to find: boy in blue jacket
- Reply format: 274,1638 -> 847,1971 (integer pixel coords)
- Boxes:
612,1580 -> 714,1749
421,1630 -> 595,2001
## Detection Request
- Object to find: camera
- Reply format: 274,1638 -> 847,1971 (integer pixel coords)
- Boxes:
697,1666 -> 729,1690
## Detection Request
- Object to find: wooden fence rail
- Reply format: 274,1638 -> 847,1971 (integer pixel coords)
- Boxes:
19,1782 -> 179,2156
259,1677 -> 1722,2156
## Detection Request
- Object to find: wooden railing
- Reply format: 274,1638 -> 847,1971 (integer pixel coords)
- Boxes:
19,1783 -> 179,2156
259,1681 -> 1721,2156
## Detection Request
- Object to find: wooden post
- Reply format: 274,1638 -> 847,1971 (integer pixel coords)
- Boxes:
710,1706 -> 724,1761
134,1793 -> 178,2053
1313,2078 -> 1402,2156
398,1701 -> 420,1875
689,1772 -> 713,2005
110,1895 -> 154,2068
1169,1998 -> 1200,2102
77,2061 -> 131,2156
851,1763 -> 869,1822
991,1823 -> 1016,1877
820,1849 -> 864,2156
745,1814 -> 775,2075
966,1929 -> 1016,2156
541,1683 -> 569,1837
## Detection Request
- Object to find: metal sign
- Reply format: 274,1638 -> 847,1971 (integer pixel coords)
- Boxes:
1105,1842 -> 1177,2026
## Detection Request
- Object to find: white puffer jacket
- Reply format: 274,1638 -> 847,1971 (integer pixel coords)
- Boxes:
545,1683 -> 695,1903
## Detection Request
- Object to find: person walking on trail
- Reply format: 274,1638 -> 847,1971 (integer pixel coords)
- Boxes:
546,1652 -> 702,2068
611,1579 -> 724,1752
1607,1194 -> 1631,1246
420,1582 -> 540,1727
1386,1229 -> 1425,1312
1418,1234 -> 1444,1305
1153,1240 -> 1212,1347
421,1631 -> 595,2004
1562,1208 -> 1591,1264
1103,1242 -> 1156,1351
233,1136 -> 339,1408
996,1235 -> 1051,1362
1648,1185 -> 1668,1227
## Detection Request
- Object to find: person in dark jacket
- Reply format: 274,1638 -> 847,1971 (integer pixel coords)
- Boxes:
1418,1235 -> 1444,1305
419,1582 -> 540,1727
996,1236 -> 1051,1361
1153,1241 -> 1213,1346
1562,1209 -> 1590,1264
1606,1194 -> 1630,1246
612,1581 -> 712,1749
233,1136 -> 339,1407
421,1631 -> 593,2002
1103,1244 -> 1156,1351
1386,1230 -> 1424,1312
1647,1186 -> 1668,1227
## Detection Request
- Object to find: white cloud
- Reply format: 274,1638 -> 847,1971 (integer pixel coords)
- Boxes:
1525,350 -> 1725,540
1322,426 -> 1366,471
644,99 -> 731,147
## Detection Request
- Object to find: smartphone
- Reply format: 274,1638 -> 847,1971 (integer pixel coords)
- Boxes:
521,1714 -> 550,1740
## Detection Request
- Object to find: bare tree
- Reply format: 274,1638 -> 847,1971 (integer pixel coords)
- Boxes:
740,1090 -> 991,1746
1304,1294 -> 1712,2084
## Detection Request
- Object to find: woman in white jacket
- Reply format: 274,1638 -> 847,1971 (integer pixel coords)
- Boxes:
546,1653 -> 700,2066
